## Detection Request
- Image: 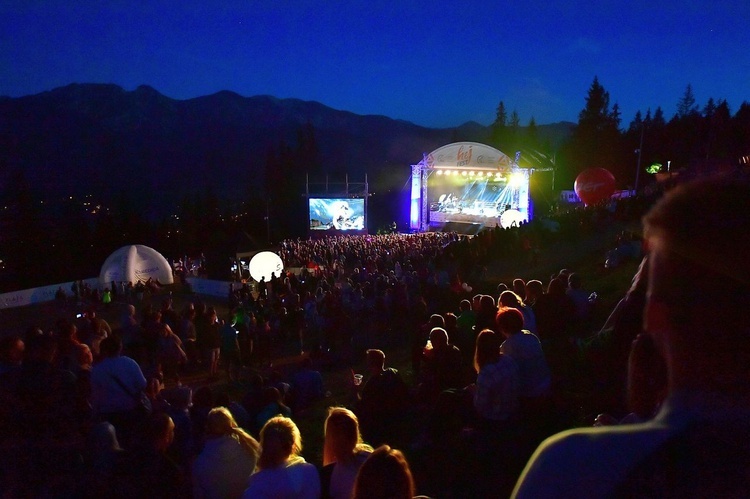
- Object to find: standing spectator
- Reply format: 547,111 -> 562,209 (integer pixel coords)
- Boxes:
202,307 -> 221,378
176,306 -> 200,370
156,323 -> 187,382
220,315 -> 241,383
90,336 -> 148,446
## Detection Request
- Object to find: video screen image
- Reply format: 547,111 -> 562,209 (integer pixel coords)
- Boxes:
309,198 -> 365,231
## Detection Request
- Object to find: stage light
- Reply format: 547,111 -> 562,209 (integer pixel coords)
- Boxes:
469,171 -> 476,176
509,172 -> 524,188
461,171 -> 468,176
452,170 -> 459,176
436,170 -> 444,175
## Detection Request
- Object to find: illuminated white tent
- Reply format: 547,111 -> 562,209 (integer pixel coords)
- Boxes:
99,244 -> 174,287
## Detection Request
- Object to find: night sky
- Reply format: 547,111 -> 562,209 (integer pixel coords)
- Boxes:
2,1 -> 748,128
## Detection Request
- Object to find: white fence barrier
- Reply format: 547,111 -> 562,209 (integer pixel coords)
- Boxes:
0,278 -> 100,310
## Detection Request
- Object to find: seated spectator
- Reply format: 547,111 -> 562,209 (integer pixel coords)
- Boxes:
214,392 -> 252,432
513,175 -> 750,498
512,278 -> 527,301
499,290 -> 537,334
472,329 -> 519,427
566,272 -> 592,331
594,332 -> 667,427
193,407 -> 260,499
524,280 -> 544,308
0,335 -> 23,375
534,278 -> 576,342
55,319 -> 93,375
421,327 -> 464,398
243,416 -> 320,498
352,445 -> 416,499
114,412 -> 187,497
84,422 -> 126,496
320,407 -> 373,499
413,314 -> 444,378
475,295 -> 498,332
496,307 -> 551,414
454,299 -> 477,366
290,357 -> 324,412
2,334 -> 86,497
79,308 -> 111,359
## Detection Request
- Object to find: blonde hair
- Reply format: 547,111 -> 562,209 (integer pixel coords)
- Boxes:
257,416 -> 302,469
323,407 -> 373,466
205,407 -> 260,457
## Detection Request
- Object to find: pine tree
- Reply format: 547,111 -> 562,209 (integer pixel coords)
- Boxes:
494,101 -> 507,128
677,84 -> 699,118
628,110 -> 643,134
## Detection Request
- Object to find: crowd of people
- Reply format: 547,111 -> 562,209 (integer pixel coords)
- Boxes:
1,173 -> 748,497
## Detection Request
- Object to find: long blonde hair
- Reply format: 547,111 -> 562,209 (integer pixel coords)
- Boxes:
205,406 -> 260,457
323,407 -> 373,466
257,416 -> 303,469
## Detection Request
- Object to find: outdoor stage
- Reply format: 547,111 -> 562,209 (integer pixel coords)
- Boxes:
410,142 -> 549,234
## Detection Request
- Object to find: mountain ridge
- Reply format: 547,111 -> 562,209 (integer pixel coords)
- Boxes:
0,83 -> 574,219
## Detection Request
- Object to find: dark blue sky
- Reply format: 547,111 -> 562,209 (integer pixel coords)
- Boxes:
2,1 -> 748,128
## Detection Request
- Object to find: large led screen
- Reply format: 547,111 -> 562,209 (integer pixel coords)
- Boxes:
309,198 -> 366,231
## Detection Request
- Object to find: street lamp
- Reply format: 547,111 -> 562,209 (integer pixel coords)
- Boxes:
634,124 -> 645,193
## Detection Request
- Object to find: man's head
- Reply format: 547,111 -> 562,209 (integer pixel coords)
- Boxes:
643,174 -> 750,386
366,349 -> 386,373
429,327 -> 449,349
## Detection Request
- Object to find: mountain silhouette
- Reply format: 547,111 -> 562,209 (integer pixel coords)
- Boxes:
0,84 -> 573,219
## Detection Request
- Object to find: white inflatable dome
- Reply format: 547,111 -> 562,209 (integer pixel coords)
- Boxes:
99,244 -> 174,287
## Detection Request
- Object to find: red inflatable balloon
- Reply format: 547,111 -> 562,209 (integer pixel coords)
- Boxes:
574,168 -> 616,206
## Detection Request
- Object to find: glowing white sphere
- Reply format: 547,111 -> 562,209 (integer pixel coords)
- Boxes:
249,251 -> 284,282
500,209 -> 527,229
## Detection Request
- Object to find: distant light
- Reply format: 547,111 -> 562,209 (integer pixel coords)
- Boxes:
647,163 -> 662,174
461,171 -> 468,176
436,170 -> 444,175
469,171 -> 476,176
